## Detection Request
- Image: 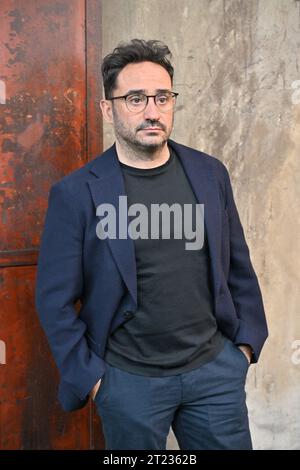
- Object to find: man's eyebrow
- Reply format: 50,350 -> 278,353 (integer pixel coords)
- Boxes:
125,88 -> 172,94
125,89 -> 146,94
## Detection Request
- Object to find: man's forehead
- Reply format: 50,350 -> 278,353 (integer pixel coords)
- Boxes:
115,62 -> 171,91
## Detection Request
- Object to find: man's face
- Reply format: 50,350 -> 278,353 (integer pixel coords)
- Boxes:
101,61 -> 175,154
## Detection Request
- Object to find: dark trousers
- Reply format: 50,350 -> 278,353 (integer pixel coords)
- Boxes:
94,337 -> 252,450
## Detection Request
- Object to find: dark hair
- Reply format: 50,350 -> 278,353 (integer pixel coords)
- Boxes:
101,39 -> 174,99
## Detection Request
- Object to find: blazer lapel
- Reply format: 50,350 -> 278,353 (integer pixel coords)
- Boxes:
87,144 -> 137,307
168,140 -> 222,299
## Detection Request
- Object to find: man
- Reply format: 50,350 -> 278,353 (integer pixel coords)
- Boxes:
35,39 -> 268,450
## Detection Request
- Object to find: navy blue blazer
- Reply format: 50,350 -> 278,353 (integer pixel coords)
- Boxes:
35,139 -> 268,412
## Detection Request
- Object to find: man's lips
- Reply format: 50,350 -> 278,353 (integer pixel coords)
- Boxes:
140,128 -> 163,131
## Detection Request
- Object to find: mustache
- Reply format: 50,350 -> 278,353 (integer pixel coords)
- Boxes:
138,122 -> 165,131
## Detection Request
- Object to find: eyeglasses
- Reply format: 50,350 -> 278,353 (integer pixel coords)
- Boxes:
108,91 -> 179,113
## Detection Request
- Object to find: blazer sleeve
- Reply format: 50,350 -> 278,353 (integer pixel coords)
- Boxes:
222,164 -> 268,362
35,181 -> 106,401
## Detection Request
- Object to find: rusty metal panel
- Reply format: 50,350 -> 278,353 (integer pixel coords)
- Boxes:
0,266 -> 94,449
0,0 -> 87,263
86,0 -> 103,161
0,0 -> 104,449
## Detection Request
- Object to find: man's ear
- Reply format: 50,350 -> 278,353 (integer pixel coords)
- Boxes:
100,99 -> 113,124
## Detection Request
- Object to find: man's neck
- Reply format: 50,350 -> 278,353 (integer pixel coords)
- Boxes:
115,140 -> 170,169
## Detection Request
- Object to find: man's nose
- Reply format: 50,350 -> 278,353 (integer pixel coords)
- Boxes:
143,96 -> 161,120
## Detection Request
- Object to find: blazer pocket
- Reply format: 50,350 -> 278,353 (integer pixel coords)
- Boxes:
85,332 -> 102,356
221,208 -> 230,277
221,207 -> 229,226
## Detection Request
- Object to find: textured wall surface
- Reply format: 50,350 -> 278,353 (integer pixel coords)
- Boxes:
101,0 -> 300,449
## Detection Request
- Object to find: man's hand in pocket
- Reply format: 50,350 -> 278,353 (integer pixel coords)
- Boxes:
238,344 -> 252,364
90,379 -> 101,401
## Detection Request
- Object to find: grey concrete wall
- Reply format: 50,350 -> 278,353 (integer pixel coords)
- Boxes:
101,0 -> 300,449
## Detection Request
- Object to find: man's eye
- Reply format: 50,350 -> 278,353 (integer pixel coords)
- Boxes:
128,95 -> 143,104
156,95 -> 169,104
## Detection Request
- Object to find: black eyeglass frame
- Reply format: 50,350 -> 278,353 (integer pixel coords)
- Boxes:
107,91 -> 179,112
